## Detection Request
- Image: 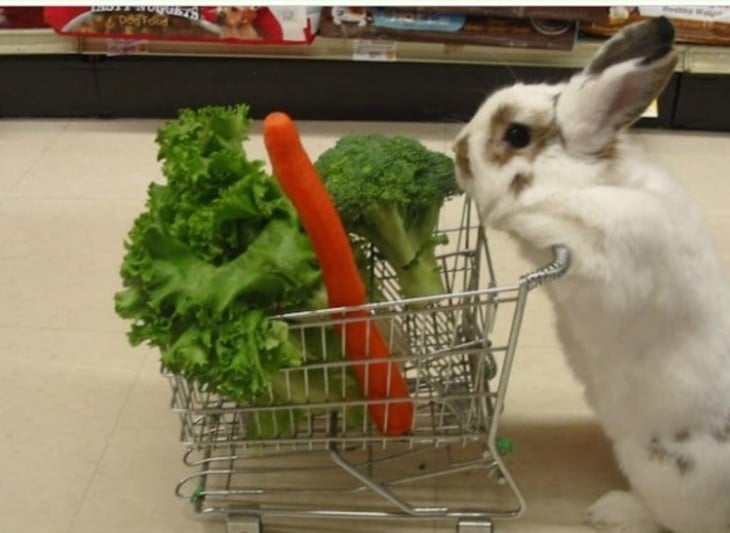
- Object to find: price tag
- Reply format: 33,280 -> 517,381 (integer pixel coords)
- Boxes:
105,38 -> 149,56
639,6 -> 730,23
352,39 -> 397,62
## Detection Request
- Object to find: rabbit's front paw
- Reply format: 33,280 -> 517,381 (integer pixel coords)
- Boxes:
586,491 -> 662,533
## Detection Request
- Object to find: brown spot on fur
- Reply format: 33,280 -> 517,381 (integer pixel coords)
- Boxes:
675,454 -> 693,475
649,437 -> 670,462
673,429 -> 690,443
510,172 -> 532,196
485,104 -> 516,165
485,104 -> 560,166
454,137 -> 471,179
490,104 -> 515,139
649,436 -> 694,476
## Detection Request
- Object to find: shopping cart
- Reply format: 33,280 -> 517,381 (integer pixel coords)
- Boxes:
168,199 -> 570,533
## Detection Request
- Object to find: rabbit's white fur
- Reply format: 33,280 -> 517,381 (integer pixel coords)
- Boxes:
455,18 -> 730,533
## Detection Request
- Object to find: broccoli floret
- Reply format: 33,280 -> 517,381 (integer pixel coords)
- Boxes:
315,134 -> 461,300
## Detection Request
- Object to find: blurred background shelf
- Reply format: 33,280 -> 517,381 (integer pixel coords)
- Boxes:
1,28 -> 729,130
3,28 -> 730,74
0,28 -> 78,54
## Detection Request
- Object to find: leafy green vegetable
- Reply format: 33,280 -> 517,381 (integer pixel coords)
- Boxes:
314,134 -> 461,300
114,105 -> 334,410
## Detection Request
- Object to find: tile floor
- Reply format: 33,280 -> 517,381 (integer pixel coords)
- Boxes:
1,117 -> 728,533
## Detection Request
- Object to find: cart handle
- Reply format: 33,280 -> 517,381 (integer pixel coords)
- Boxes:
519,245 -> 571,290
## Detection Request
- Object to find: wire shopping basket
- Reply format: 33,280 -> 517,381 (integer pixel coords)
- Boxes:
168,199 -> 570,532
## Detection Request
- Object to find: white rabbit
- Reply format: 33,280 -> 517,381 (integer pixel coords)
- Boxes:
454,17 -> 730,533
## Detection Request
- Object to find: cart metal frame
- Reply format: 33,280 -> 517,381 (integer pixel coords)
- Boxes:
168,200 -> 570,532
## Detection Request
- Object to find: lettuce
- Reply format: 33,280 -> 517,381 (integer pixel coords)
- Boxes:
114,105 -> 334,406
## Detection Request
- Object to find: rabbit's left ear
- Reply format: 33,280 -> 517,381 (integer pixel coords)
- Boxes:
556,17 -> 678,157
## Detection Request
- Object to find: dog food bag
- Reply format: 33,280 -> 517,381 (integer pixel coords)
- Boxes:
44,6 -> 322,45
581,6 -> 730,46
319,7 -> 577,50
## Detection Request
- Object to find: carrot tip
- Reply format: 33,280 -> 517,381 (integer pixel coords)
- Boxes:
263,111 -> 293,129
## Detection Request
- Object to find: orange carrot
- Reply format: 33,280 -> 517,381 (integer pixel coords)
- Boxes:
263,111 -> 414,437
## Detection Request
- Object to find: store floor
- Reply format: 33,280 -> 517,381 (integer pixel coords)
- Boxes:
1,118 -> 729,533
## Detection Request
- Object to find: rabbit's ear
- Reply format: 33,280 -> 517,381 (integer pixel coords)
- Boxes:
556,17 -> 678,157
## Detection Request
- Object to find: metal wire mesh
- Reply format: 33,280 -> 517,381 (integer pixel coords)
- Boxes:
168,200 -> 511,452
166,199 -> 570,526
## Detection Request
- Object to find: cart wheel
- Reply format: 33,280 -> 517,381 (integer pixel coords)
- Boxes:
457,519 -> 494,533
227,514 -> 261,533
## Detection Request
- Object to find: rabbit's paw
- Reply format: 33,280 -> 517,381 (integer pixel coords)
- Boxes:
586,491 -> 662,533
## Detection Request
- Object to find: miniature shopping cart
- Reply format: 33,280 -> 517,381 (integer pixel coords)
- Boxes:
168,199 -> 570,533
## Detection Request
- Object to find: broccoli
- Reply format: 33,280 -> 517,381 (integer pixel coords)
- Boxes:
315,134 -> 461,300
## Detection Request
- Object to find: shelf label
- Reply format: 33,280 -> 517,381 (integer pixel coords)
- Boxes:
352,39 -> 397,62
105,38 -> 149,56
639,6 -> 730,23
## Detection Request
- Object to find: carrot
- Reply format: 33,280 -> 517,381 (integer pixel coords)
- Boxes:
263,111 -> 414,437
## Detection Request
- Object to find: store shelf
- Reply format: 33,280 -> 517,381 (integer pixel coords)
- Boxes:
0,28 -> 78,54
75,34 -> 605,69
685,46 -> 730,75
1,28 -> 729,128
2,28 -> 730,74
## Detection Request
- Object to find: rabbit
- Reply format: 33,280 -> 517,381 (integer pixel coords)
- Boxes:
453,16 -> 730,533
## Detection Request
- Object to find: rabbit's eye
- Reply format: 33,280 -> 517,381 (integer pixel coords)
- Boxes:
504,123 -> 531,149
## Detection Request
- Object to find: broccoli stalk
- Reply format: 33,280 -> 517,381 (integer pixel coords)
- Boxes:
314,134 -> 461,300
353,202 -> 446,300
